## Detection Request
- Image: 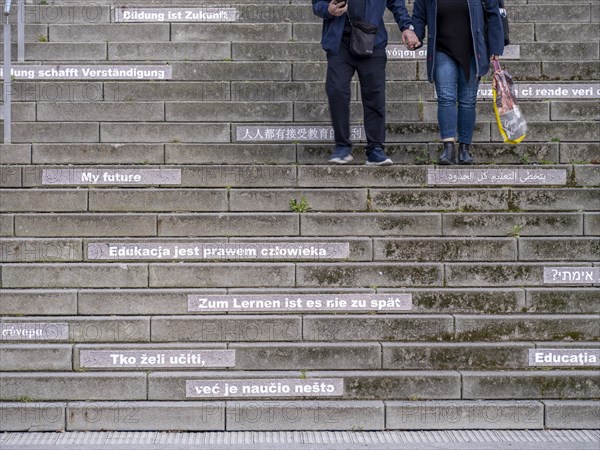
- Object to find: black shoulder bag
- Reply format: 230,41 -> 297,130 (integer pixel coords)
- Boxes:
347,0 -> 378,58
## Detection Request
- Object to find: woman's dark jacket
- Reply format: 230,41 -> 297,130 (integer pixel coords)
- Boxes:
412,0 -> 505,82
312,0 -> 413,55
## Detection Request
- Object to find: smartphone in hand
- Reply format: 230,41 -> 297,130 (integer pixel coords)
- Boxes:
334,0 -> 347,7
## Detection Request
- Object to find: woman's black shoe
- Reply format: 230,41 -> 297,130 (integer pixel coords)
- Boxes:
438,141 -> 456,165
458,143 -> 474,165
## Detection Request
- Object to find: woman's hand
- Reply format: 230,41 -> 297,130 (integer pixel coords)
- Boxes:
490,55 -> 499,61
328,0 -> 348,17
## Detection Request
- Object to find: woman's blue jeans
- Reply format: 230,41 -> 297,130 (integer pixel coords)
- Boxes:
433,51 -> 480,145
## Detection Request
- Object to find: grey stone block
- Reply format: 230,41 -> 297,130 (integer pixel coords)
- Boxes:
9,82 -> 104,102
172,62 -> 291,81
519,238 -> 600,261
0,190 -> 87,212
0,289 -> 77,316
552,101 -> 600,121
0,215 -> 13,237
50,24 -> 170,42
338,371 -> 461,400
370,189 -> 508,212
230,189 -> 368,212
0,402 -> 66,431
179,165 -> 297,188
2,264 -> 149,288
101,123 -> 230,144
297,263 -> 443,287
386,401 -> 544,430
382,343 -> 532,370
3,317 -> 150,343
231,81 -> 336,102
89,189 -> 228,212
535,23 -> 600,43
301,213 -> 441,237
226,400 -> 384,431
0,24 -> 47,43
172,23 -> 290,42
103,81 -> 229,102
298,166 -> 427,188
231,343 -> 381,370
455,315 -> 599,342
66,401 -> 225,431
78,289 -> 225,316
509,5 -> 591,23
0,145 -> 31,164
0,373 -> 147,401
165,144 -> 296,165
23,43 -> 107,61
166,102 -> 293,122
12,123 -> 100,144
374,238 -> 517,262
15,214 -> 157,237
32,144 -> 164,165
573,165 -> 600,187
149,263 -> 295,288
544,400 -> 600,429
560,143 -> 600,164
395,288 -> 526,314
0,239 -> 82,262
151,316 -> 302,342
0,344 -> 72,371
158,214 -> 299,237
303,315 -> 453,341
0,166 -> 21,187
584,213 -> 599,236
542,62 -> 599,81
37,102 -> 165,122
109,43 -> 230,61
1,103 -> 36,122
526,288 -> 600,314
442,213 -> 584,237
446,263 -> 591,287
14,5 -> 111,24
520,42 -> 599,61
232,42 -> 322,61
462,371 -> 600,400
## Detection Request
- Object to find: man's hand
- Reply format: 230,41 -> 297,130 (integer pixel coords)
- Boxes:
328,0 -> 348,17
402,29 -> 420,50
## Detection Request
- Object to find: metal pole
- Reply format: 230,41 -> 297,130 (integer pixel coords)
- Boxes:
17,0 -> 22,61
3,9 -> 12,144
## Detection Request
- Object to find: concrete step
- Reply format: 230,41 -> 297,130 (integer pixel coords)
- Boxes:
2,369 -> 597,401
2,143 -> 597,166
1,401 -> 598,433
1,313 -> 598,341
3,342 -> 599,371
3,164 -> 596,188
1,288 -> 598,317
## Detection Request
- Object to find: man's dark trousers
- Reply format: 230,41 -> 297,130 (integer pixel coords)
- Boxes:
326,43 -> 387,151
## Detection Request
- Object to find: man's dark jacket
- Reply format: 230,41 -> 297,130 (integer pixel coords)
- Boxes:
412,0 -> 505,82
312,0 -> 413,55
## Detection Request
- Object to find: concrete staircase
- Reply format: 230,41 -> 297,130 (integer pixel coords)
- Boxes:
0,0 -> 598,433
